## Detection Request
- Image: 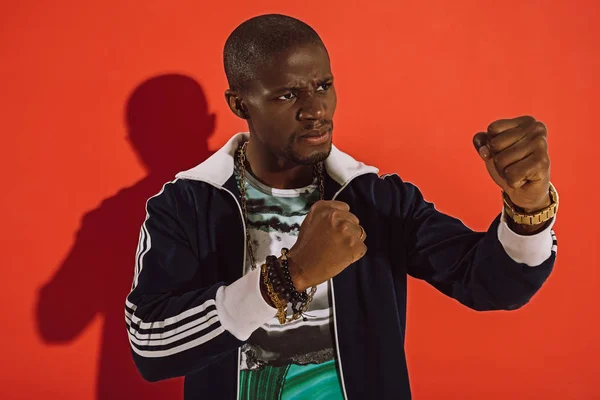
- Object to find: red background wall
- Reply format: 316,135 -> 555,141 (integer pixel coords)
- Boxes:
1,1 -> 598,399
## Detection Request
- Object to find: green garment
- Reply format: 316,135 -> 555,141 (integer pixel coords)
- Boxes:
239,360 -> 344,400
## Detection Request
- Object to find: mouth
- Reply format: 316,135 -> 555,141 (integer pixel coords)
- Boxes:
298,126 -> 332,145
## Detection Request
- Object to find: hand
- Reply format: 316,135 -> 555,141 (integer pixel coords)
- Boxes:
286,200 -> 367,291
473,116 -> 551,213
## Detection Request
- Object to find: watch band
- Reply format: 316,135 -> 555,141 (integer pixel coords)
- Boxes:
503,183 -> 559,226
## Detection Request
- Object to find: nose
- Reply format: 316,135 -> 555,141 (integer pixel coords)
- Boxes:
297,94 -> 325,121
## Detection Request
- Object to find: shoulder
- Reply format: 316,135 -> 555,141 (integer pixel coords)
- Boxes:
146,178 -> 228,211
350,173 -> 426,216
352,172 -> 413,195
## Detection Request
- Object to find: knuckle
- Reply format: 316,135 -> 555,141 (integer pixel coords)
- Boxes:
487,120 -> 500,132
329,210 -> 339,225
473,131 -> 486,143
534,135 -> 548,149
534,121 -> 547,134
473,132 -> 488,150
340,222 -> 351,233
335,201 -> 349,211
359,244 -> 367,258
311,200 -> 324,213
522,115 -> 536,124
344,234 -> 355,247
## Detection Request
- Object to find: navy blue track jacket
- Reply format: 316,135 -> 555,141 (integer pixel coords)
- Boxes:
125,133 -> 557,399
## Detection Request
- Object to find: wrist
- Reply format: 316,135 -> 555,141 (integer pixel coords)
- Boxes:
503,191 -> 554,235
517,194 -> 552,214
503,183 -> 558,228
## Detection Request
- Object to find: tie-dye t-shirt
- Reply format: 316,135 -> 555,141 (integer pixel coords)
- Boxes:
237,168 -> 344,400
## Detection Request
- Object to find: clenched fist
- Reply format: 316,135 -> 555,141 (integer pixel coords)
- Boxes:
287,200 -> 367,291
473,115 -> 551,213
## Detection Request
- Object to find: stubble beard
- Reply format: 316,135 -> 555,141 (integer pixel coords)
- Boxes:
284,126 -> 334,166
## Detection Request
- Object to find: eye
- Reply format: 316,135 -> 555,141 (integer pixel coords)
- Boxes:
277,92 -> 296,100
317,82 -> 332,92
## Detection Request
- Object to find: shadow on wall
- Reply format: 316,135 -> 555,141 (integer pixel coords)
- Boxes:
36,74 -> 215,399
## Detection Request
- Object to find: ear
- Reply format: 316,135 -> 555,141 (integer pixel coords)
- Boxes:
224,89 -> 249,120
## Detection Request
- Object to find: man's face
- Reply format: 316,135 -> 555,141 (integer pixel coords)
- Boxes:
242,43 -> 336,165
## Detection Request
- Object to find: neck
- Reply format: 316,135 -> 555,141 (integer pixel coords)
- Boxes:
245,139 -> 314,189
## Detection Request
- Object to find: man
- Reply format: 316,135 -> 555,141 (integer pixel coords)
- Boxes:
125,14 -> 558,400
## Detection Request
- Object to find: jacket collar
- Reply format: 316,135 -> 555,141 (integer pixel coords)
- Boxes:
175,132 -> 379,187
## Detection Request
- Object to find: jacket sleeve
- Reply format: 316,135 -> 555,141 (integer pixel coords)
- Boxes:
383,174 -> 557,311
125,180 -> 275,382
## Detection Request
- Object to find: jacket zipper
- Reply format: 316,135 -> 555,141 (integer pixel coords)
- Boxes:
329,173 -> 369,400
220,186 -> 247,400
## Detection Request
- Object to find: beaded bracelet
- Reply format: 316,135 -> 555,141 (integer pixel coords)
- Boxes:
265,255 -> 292,302
282,248 -> 317,321
262,249 -> 317,324
279,249 -> 309,319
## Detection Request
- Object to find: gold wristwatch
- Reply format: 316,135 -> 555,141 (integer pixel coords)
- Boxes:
503,183 -> 559,226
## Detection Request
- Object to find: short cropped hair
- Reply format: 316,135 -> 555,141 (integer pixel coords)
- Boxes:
223,14 -> 327,91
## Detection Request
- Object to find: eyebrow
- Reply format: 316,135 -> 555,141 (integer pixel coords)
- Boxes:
275,75 -> 334,92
